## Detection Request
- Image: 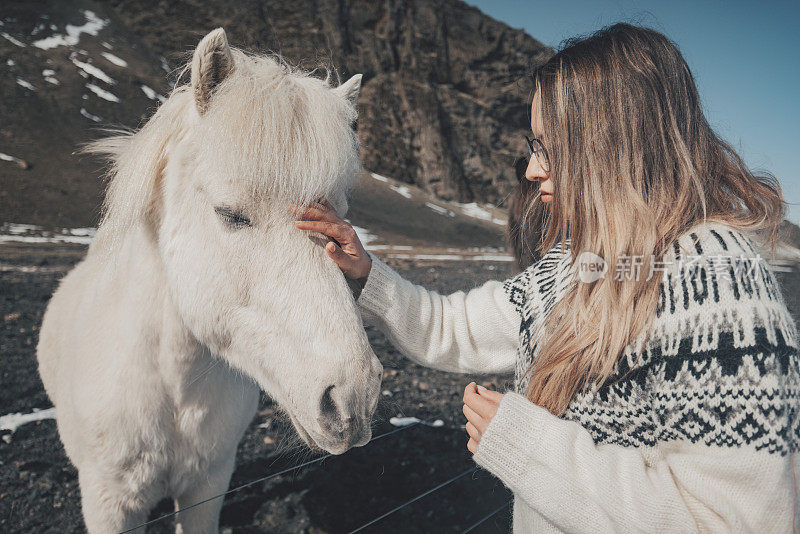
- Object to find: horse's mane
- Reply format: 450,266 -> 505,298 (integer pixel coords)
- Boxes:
84,49 -> 361,252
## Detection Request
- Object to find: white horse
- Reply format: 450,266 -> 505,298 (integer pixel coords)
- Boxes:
36,28 -> 382,533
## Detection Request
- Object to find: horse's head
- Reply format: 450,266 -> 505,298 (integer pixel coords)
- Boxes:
120,29 -> 381,454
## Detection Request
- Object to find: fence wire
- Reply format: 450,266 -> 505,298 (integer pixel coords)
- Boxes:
461,499 -> 513,533
119,410 -> 453,533
347,467 -> 478,534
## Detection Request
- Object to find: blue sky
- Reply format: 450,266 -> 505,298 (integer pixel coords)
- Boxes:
467,0 -> 800,225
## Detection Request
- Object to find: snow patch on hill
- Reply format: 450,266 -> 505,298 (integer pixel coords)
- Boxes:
71,54 -> 116,84
1,31 -> 25,47
16,77 -> 36,91
80,108 -> 102,122
426,202 -> 455,218
101,51 -> 127,67
32,10 -> 108,50
389,184 -> 412,199
140,84 -> 166,102
457,202 -> 507,226
351,224 -> 378,246
86,82 -> 119,102
42,69 -> 59,85
1,153 -> 24,164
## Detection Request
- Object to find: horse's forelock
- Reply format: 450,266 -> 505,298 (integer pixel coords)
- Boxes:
198,50 -> 361,206
90,50 -> 359,252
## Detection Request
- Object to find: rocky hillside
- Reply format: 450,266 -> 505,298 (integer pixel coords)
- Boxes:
0,0 -> 551,228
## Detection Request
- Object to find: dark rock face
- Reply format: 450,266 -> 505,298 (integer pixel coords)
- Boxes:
0,0 -> 552,226
0,2 -> 176,227
105,0 -> 553,203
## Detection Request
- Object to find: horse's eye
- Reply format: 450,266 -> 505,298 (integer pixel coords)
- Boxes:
214,207 -> 251,229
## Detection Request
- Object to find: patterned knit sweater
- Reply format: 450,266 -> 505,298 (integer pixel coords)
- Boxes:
356,220 -> 799,533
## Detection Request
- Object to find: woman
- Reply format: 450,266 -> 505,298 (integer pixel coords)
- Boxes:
295,23 -> 798,532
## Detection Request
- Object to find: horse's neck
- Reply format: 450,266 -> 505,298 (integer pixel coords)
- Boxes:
91,222 -> 217,399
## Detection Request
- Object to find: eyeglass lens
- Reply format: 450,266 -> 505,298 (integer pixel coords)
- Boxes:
526,136 -> 550,172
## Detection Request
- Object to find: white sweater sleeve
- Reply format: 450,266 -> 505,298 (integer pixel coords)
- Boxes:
355,252 -> 520,374
473,392 -> 797,533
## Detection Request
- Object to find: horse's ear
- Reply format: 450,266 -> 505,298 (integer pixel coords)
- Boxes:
191,28 -> 234,115
333,74 -> 362,107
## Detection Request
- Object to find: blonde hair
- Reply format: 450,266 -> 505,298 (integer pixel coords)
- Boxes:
514,23 -> 786,416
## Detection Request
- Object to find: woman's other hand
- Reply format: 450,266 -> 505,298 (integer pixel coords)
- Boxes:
463,382 -> 504,454
293,198 -> 372,285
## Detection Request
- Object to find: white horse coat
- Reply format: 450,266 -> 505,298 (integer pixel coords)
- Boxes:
37,28 -> 382,533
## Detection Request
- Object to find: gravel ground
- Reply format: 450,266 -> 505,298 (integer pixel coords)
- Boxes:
0,242 -> 518,533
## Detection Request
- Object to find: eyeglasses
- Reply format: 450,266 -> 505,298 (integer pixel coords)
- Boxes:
525,135 -> 550,174
513,135 -> 551,183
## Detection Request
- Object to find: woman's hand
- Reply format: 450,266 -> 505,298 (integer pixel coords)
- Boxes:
292,198 -> 372,285
463,382 -> 504,454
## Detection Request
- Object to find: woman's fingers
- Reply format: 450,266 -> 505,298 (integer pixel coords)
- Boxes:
292,197 -> 373,282
462,403 -> 488,434
296,218 -> 366,263
465,421 -> 481,443
293,198 -> 365,256
296,221 -> 370,280
325,241 -> 355,269
293,205 -> 334,223
463,382 -> 478,402
308,199 -> 337,219
290,198 -> 339,223
294,220 -> 351,244
477,385 -> 504,403
464,386 -> 498,422
463,382 -> 503,455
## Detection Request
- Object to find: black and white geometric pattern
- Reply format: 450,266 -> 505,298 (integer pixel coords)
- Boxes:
502,224 -> 800,455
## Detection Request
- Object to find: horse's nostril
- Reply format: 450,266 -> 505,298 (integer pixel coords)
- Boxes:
317,386 -> 361,443
320,384 -> 338,423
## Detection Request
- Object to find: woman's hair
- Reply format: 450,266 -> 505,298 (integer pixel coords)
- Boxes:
512,22 -> 786,416
506,159 -> 544,270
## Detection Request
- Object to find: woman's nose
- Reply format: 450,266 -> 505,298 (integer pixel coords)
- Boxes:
525,154 -> 548,182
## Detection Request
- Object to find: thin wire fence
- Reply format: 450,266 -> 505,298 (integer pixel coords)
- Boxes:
120,409 -> 454,533
347,467 -> 478,533
461,499 -> 513,533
